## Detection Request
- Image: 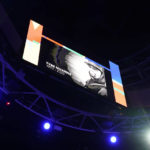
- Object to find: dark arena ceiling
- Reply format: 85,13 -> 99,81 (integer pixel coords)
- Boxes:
1,0 -> 150,105
1,0 -> 150,61
0,0 -> 150,150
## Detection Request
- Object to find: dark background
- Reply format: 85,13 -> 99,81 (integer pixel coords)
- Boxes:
2,0 -> 150,62
1,0 -> 150,150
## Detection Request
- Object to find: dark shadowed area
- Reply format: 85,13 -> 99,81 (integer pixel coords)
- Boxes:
0,0 -> 150,150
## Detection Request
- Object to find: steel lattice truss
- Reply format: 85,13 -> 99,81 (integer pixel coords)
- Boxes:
118,45 -> 150,88
0,53 -> 150,134
0,2 -> 150,135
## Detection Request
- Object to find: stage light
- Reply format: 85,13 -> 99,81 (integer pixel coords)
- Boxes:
6,101 -> 10,106
145,130 -> 150,144
147,132 -> 150,139
110,136 -> 117,143
43,122 -> 51,130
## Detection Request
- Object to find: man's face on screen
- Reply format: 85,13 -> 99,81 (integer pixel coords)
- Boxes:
89,68 -> 101,79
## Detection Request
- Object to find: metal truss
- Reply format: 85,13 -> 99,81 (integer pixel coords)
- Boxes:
118,44 -> 150,87
0,2 -> 149,134
0,53 -> 150,134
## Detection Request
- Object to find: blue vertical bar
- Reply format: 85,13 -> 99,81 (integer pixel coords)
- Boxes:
109,61 -> 123,85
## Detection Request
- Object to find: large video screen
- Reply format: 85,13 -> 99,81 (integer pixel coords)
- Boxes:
45,44 -> 107,97
23,20 -> 127,107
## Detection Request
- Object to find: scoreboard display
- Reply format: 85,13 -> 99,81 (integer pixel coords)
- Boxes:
23,20 -> 127,107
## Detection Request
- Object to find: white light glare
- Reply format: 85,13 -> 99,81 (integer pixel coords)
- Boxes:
110,136 -> 117,143
43,122 -> 51,130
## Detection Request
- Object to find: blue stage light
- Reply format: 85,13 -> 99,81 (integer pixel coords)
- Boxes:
43,122 -> 51,130
110,136 -> 117,143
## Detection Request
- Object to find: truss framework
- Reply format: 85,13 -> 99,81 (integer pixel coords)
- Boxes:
0,2 -> 150,134
118,44 -> 150,88
0,54 -> 149,134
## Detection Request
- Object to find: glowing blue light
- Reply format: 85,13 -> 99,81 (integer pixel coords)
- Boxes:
43,122 -> 51,130
110,136 -> 117,143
